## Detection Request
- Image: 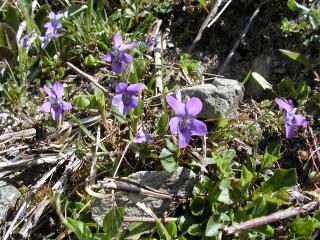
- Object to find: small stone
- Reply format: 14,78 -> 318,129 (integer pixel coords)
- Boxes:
181,78 -> 244,119
0,181 -> 21,223
91,167 -> 196,226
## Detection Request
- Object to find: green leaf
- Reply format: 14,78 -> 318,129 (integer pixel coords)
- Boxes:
251,72 -> 273,90
287,0 -> 310,14
34,5 -> 50,31
254,169 -> 297,200
165,222 -> 177,237
67,4 -> 88,18
4,6 -> 19,32
242,67 -> 253,85
187,223 -> 204,236
19,0 -> 32,16
0,23 -> 17,54
213,149 -> 235,178
189,196 -> 206,216
253,224 -> 274,236
156,113 -> 169,136
156,220 -> 171,240
63,217 -> 92,240
103,207 -> 125,238
309,9 -> 320,29
252,197 -> 267,217
205,215 -> 222,237
159,148 -> 178,172
291,216 -> 320,237
262,140 -> 282,169
240,166 -> 253,191
74,95 -> 91,109
279,49 -> 312,67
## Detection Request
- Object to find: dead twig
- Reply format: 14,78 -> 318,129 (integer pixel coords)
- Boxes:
188,0 -> 222,52
66,62 -> 110,95
218,4 -> 261,75
96,177 -> 188,202
0,155 -> 58,171
3,154 -> 69,240
0,128 -> 36,144
207,0 -> 233,28
123,216 -> 177,222
223,201 -> 319,235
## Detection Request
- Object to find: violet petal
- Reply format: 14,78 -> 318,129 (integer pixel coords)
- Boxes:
115,83 -> 127,94
190,119 -> 208,136
53,82 -> 64,98
121,52 -> 133,64
101,53 -> 114,62
41,101 -> 52,112
51,107 -> 62,122
112,94 -> 123,106
111,59 -> 123,74
186,97 -> 202,117
127,83 -> 145,95
178,128 -> 191,148
168,117 -> 180,135
166,95 -> 186,116
61,101 -> 72,110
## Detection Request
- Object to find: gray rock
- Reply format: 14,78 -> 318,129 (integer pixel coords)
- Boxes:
181,78 -> 244,119
0,181 -> 20,223
91,167 -> 196,226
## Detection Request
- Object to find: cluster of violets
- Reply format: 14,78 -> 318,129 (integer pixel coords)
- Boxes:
38,30 -> 307,148
17,11 -> 64,51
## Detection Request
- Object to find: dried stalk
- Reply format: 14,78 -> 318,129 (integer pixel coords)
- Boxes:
123,216 -> 177,222
207,0 -> 233,28
18,198 -> 50,238
188,0 -> 222,52
0,128 -> 36,144
223,201 -> 319,235
0,155 -> 58,171
3,155 -> 69,240
96,178 -> 187,202
218,4 -> 261,75
66,62 -> 110,95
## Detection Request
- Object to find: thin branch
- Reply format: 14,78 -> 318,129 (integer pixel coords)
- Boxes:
207,0 -> 233,28
3,155 -> 69,240
123,216 -> 177,222
66,62 -> 110,95
0,128 -> 36,144
0,155 -> 58,171
223,201 -> 319,235
188,0 -> 222,52
218,4 -> 261,75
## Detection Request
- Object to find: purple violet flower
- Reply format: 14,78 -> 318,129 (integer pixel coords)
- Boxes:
101,34 -> 137,74
40,12 -> 64,49
166,95 -> 208,148
41,82 -> 72,122
112,82 -> 145,115
133,129 -> 154,144
20,30 -> 36,51
275,98 -> 307,138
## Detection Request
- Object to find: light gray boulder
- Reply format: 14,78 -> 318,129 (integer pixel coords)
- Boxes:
91,167 -> 196,226
0,181 -> 20,223
181,78 -> 244,119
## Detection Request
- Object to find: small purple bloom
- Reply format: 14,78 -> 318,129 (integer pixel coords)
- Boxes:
19,30 -> 36,52
112,82 -> 144,115
101,34 -> 137,74
133,129 -> 154,144
166,95 -> 208,148
40,12 -> 64,49
275,98 -> 307,138
41,82 -> 72,122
